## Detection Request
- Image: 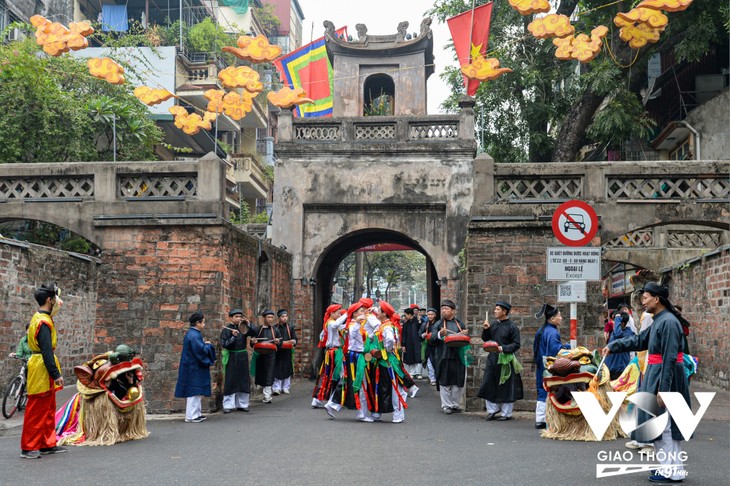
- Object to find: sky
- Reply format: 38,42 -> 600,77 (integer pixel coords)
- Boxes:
295,0 -> 459,113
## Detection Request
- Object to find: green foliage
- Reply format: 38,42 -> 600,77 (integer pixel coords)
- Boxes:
364,89 -> 393,116
60,236 -> 91,254
188,18 -> 235,54
254,3 -> 282,37
252,210 -> 270,224
427,0 -> 727,162
264,165 -> 274,184
0,36 -> 162,163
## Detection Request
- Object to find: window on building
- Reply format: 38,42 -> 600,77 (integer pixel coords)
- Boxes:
670,138 -> 692,160
363,74 -> 395,116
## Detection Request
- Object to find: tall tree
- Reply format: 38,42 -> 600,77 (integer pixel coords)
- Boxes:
428,0 -> 727,162
0,36 -> 162,163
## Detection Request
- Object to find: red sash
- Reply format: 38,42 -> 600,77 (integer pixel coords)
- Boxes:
647,352 -> 684,365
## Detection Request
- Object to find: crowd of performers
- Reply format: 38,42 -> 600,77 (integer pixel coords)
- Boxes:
16,280 -> 696,484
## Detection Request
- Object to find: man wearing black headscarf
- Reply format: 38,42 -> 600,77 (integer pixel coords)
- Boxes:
603,283 -> 691,483
420,308 -> 439,385
477,301 -> 523,421
220,309 -> 256,413
533,303 -> 569,429
273,309 -> 297,395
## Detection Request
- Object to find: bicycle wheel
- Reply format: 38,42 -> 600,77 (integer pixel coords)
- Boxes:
2,376 -> 23,419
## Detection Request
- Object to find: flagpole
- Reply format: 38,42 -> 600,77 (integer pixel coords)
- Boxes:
468,0 -> 476,64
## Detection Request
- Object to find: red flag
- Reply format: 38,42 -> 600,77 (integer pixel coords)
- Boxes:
447,2 -> 494,96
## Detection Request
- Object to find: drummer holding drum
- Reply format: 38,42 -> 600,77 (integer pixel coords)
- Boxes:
428,299 -> 470,415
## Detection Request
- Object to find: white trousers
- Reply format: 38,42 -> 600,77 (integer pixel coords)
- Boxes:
535,400 -> 546,423
653,420 -> 686,480
262,386 -> 272,401
486,400 -> 514,417
439,385 -> 465,410
405,363 -> 423,377
426,358 -> 435,382
185,396 -> 202,421
272,377 -> 291,393
223,392 -> 249,410
325,387 -> 368,419
371,384 -> 407,422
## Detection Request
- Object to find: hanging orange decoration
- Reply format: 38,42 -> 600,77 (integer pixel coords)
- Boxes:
222,34 -> 282,63
267,87 -> 314,108
169,106 -> 216,135
636,0 -> 693,12
528,14 -> 575,39
134,87 -> 174,106
461,55 -> 512,82
30,15 -> 94,56
204,89 -> 254,121
508,0 -> 550,16
570,26 -> 609,63
614,16 -> 663,48
217,66 -> 264,93
87,57 -> 125,84
615,7 -> 668,30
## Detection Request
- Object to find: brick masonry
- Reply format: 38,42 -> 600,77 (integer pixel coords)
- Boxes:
464,221 -> 604,411
663,246 -> 730,389
95,223 -> 292,413
0,240 -> 99,389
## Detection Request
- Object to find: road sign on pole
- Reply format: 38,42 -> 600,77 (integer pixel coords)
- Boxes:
546,247 -> 601,281
552,200 -> 599,247
557,281 -> 587,303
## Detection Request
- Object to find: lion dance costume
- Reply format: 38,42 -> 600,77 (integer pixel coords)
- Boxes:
55,345 -> 149,446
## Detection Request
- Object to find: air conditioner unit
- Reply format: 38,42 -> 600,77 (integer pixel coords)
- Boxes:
7,28 -> 23,41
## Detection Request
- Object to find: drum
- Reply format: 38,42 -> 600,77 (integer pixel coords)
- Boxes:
254,342 -> 277,354
444,334 -> 470,348
482,340 -> 500,352
281,342 -> 294,350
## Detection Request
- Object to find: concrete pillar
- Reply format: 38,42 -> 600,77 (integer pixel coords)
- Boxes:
584,165 -> 606,203
472,152 -> 495,206
458,97 -> 476,141
197,153 -> 226,218
277,108 -> 293,142
95,164 -> 117,203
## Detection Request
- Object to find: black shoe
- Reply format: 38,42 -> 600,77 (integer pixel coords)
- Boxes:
40,446 -> 67,455
20,450 -> 41,459
535,422 -> 547,429
485,412 -> 498,421
451,407 -> 463,413
223,408 -> 233,414
648,474 -> 684,483
497,416 -> 512,421
237,407 -> 249,412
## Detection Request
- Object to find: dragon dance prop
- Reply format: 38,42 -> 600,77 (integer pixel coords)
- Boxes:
55,345 -> 149,446
541,347 -> 625,441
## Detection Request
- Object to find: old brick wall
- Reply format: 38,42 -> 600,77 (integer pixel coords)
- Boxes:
95,223 -> 292,413
464,221 -> 604,411
0,240 -> 98,388
663,246 -> 730,390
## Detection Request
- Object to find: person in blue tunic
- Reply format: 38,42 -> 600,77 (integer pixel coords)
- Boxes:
603,283 -> 691,483
532,303 -> 570,430
174,312 -> 216,423
605,311 -> 635,379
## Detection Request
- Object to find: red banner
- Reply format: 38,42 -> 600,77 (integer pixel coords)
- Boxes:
357,243 -> 414,252
447,2 -> 494,96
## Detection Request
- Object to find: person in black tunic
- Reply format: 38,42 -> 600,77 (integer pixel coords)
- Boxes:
220,309 -> 257,413
420,308 -> 439,385
476,301 -> 523,421
401,307 -> 423,379
273,309 -> 298,395
251,309 -> 281,403
429,299 -> 469,414
603,283 -> 691,483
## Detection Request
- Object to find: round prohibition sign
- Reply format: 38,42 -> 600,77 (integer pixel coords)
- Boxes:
552,200 -> 598,247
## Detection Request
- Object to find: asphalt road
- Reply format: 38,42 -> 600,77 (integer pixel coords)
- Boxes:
1,381 -> 728,485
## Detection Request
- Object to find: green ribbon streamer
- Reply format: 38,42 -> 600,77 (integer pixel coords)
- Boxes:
249,351 -> 259,376
497,352 -> 523,385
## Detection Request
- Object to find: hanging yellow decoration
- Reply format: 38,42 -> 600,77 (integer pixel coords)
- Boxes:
508,0 -> 550,15
222,34 -> 282,63
528,14 -> 575,39
87,58 -> 125,84
169,106 -> 217,135
637,0 -> 693,12
461,55 -> 512,82
615,7 -> 668,30
552,26 -> 609,63
266,87 -> 314,108
614,16 -> 663,49
204,89 -> 254,121
133,87 -> 174,106
217,66 -> 264,93
30,15 -> 94,57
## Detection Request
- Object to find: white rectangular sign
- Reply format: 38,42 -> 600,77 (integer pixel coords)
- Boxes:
557,280 -> 587,302
546,247 -> 601,281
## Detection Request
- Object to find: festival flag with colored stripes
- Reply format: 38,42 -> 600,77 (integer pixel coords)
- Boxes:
273,27 -> 347,117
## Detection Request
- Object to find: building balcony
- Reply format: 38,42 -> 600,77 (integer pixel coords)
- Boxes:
227,153 -> 270,200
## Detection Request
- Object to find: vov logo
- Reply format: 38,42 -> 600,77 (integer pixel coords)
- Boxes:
571,391 -> 716,441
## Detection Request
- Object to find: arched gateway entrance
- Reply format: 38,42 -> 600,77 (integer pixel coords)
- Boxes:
312,229 -> 441,335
